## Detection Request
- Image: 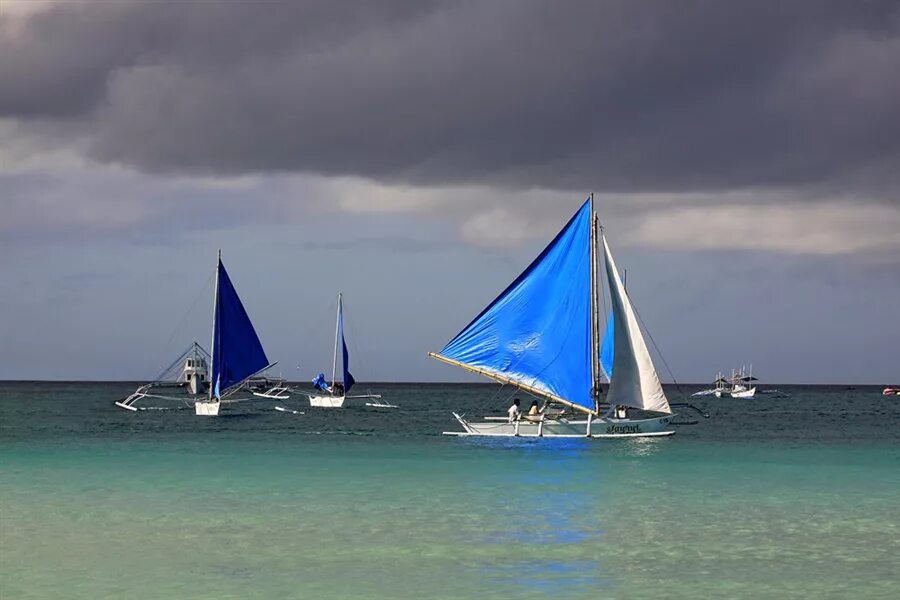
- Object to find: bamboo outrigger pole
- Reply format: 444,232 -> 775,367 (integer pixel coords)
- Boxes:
428,352 -> 597,416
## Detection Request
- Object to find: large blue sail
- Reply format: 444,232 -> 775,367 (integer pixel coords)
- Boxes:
212,258 -> 270,398
439,199 -> 593,411
600,313 -> 614,379
339,299 -> 355,394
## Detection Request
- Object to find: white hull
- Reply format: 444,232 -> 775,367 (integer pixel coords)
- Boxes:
308,394 -> 346,408
195,400 -> 220,416
187,373 -> 201,396
308,393 -> 383,408
445,413 -> 674,438
731,386 -> 757,398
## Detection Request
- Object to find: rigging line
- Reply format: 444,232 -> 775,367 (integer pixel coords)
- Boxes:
628,294 -> 686,398
152,270 -> 216,379
479,226 -> 591,408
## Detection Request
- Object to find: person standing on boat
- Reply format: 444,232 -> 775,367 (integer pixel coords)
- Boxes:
507,398 -> 521,423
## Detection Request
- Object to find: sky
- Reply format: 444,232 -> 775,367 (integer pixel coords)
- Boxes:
1,0 -> 898,384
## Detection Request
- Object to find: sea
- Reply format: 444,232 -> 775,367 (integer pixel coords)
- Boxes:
1,382 -> 898,599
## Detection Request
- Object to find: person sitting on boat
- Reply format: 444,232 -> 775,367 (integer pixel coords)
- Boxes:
525,400 -> 542,422
614,405 -> 628,419
333,382 -> 344,396
507,398 -> 521,423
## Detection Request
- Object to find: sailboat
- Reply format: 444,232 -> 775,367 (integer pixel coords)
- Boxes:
307,294 -> 381,408
431,196 -> 675,438
195,251 -> 274,416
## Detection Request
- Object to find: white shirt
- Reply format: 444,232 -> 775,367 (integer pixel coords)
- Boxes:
507,403 -> 520,423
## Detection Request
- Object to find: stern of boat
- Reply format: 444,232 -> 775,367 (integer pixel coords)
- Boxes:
308,395 -> 346,408
195,400 -> 220,416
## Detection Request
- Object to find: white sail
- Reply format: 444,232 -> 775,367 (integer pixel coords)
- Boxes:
601,233 -> 671,414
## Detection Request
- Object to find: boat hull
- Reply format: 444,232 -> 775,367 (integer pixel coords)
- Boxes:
445,414 -> 675,438
308,395 -> 346,408
731,386 -> 757,398
195,400 -> 220,416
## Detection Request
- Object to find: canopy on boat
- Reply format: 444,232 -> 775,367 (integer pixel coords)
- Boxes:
212,258 -> 270,398
436,199 -> 594,412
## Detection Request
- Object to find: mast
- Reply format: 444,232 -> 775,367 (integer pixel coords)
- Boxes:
331,293 -> 341,394
208,249 -> 221,401
589,193 -> 600,413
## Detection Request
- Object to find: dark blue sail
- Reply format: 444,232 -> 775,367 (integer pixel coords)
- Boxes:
212,258 -> 270,398
339,299 -> 355,394
439,199 -> 593,411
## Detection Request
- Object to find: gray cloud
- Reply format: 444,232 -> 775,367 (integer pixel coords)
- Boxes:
1,0 -> 899,199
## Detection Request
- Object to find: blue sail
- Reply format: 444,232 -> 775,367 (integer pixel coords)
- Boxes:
338,299 -> 355,394
439,199 -> 593,411
600,314 -> 614,379
212,258 -> 270,398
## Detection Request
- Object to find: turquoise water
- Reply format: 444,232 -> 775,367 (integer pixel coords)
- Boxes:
2,383 -> 899,599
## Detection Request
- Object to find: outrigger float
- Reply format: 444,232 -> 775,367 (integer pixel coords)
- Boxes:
431,195 -> 684,438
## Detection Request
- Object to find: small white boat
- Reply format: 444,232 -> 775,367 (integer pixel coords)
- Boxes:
193,250 -> 275,417
727,366 -> 757,398
307,294 -> 382,408
432,195 -> 677,438
693,373 -> 729,397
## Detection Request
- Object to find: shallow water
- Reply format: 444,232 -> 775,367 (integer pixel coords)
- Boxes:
1,382 -> 898,599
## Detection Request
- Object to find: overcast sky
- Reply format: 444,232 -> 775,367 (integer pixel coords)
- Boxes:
1,0 -> 898,384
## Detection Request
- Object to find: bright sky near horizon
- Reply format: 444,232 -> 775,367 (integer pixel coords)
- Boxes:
1,1 -> 898,383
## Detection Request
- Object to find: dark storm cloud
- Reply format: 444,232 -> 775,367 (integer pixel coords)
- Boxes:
2,0 -> 899,197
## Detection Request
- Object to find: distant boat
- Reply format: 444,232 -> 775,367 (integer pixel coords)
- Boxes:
691,372 -> 729,397
717,366 -> 758,398
884,387 -> 900,396
307,293 -> 381,408
115,341 -> 211,411
431,195 -> 675,438
195,251 -> 274,416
